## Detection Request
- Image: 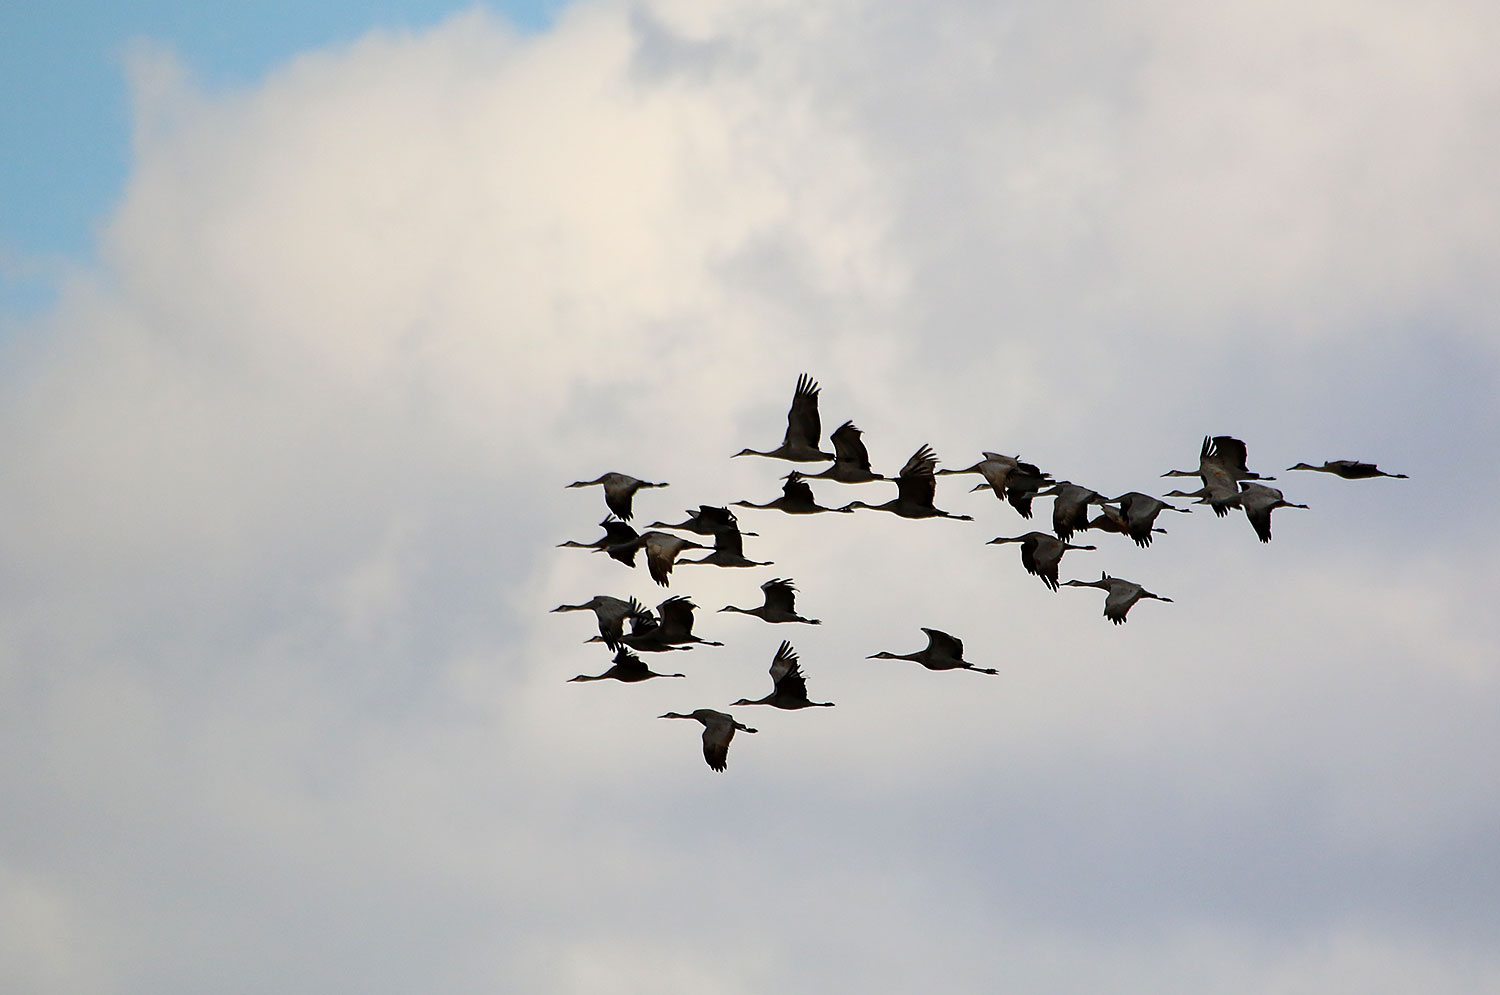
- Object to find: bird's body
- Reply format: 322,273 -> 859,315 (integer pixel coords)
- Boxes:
798,420 -> 886,483
1162,436 -> 1270,517
659,709 -> 758,772
939,452 -> 1054,518
565,472 -> 668,522
839,445 -> 973,521
733,472 -> 851,515
732,641 -> 834,709
679,521 -> 773,568
1237,482 -> 1309,542
651,596 -> 723,647
1039,481 -> 1107,541
1287,460 -> 1407,479
987,532 -> 1096,591
867,627 -> 997,675
605,531 -> 709,586
719,578 -> 822,625
556,517 -> 641,567
569,647 -> 685,683
1062,573 -> 1172,624
550,595 -> 651,650
647,505 -> 756,537
1103,492 -> 1189,548
733,373 -> 835,462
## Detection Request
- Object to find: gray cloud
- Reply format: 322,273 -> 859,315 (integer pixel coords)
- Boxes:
2,1 -> 1498,992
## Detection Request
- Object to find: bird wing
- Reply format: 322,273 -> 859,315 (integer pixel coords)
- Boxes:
700,717 -> 735,772
782,472 -> 816,505
611,647 -> 650,677
656,596 -> 695,635
830,420 -> 873,470
1208,435 -> 1252,476
921,627 -> 963,658
769,640 -> 800,685
784,373 -> 823,449
712,524 -> 746,555
896,445 -> 939,508
762,578 -> 797,613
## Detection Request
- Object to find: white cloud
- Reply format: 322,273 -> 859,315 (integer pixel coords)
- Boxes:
2,1 -> 1498,992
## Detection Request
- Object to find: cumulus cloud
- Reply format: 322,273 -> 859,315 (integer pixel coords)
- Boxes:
2,1 -> 1498,992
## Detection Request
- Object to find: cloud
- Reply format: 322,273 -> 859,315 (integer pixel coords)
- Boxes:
2,1 -> 1498,992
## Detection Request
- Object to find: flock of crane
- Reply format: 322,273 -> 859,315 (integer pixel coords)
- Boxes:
552,374 -> 1407,772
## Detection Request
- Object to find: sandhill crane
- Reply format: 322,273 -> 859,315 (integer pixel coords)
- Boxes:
604,531 -> 709,586
1162,436 -> 1270,516
1102,492 -> 1189,548
1037,481 -> 1108,541
565,472 -> 667,522
866,627 -> 997,674
647,505 -> 757,537
585,608 -> 692,652
556,517 -> 641,567
658,709 -> 758,772
569,647 -> 685,683
987,532 -> 1096,591
651,596 -> 723,647
733,472 -> 852,515
731,641 -> 834,709
1287,460 -> 1407,479
1062,573 -> 1172,624
718,578 -> 822,625
937,452 -> 1054,518
839,445 -> 974,521
679,521 -> 773,568
1088,504 -> 1167,541
733,373 -> 835,462
550,595 -> 651,650
1237,482 -> 1309,542
797,420 -> 886,483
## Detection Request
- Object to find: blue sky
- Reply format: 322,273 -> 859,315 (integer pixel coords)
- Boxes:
1,3 -> 1497,993
0,1 -> 561,313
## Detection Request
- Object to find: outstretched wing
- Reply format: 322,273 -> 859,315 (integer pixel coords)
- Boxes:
784,373 -> 823,449
830,420 -> 872,470
921,627 -> 963,659
762,577 -> 797,613
896,444 -> 939,509
782,472 -> 816,506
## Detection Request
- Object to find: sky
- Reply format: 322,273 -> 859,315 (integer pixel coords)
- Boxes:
2,1 -> 1499,993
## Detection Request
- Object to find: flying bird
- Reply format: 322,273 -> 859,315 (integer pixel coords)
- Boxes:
604,531 -> 709,586
647,505 -> 757,537
1037,481 -> 1108,541
796,420 -> 887,483
1237,482 -> 1309,542
839,444 -> 974,520
679,521 -> 774,568
986,532 -> 1097,591
718,578 -> 822,625
556,517 -> 642,567
731,641 -> 834,709
1286,460 -> 1407,479
1062,573 -> 1173,624
565,472 -> 668,522
1101,492 -> 1190,548
651,596 -> 724,647
550,595 -> 651,650
1162,436 -> 1270,516
937,452 -> 1054,517
732,373 -> 835,462
733,471 -> 852,515
568,647 -> 685,683
659,709 -> 758,772
866,627 -> 997,674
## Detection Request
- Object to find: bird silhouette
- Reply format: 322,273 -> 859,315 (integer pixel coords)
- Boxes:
839,445 -> 973,520
1062,573 -> 1173,624
987,532 -> 1097,591
550,595 -> 651,650
867,627 -> 997,674
565,472 -> 668,522
1101,492 -> 1189,548
556,517 -> 642,567
718,578 -> 822,625
731,641 -> 834,709
659,709 -> 758,772
733,472 -> 853,515
732,373 -> 835,462
1237,482 -> 1309,542
569,647 -> 685,683
796,420 -> 887,483
604,531 -> 709,586
1287,460 -> 1407,479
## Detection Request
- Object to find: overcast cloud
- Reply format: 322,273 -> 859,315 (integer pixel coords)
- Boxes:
2,1 -> 1498,992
